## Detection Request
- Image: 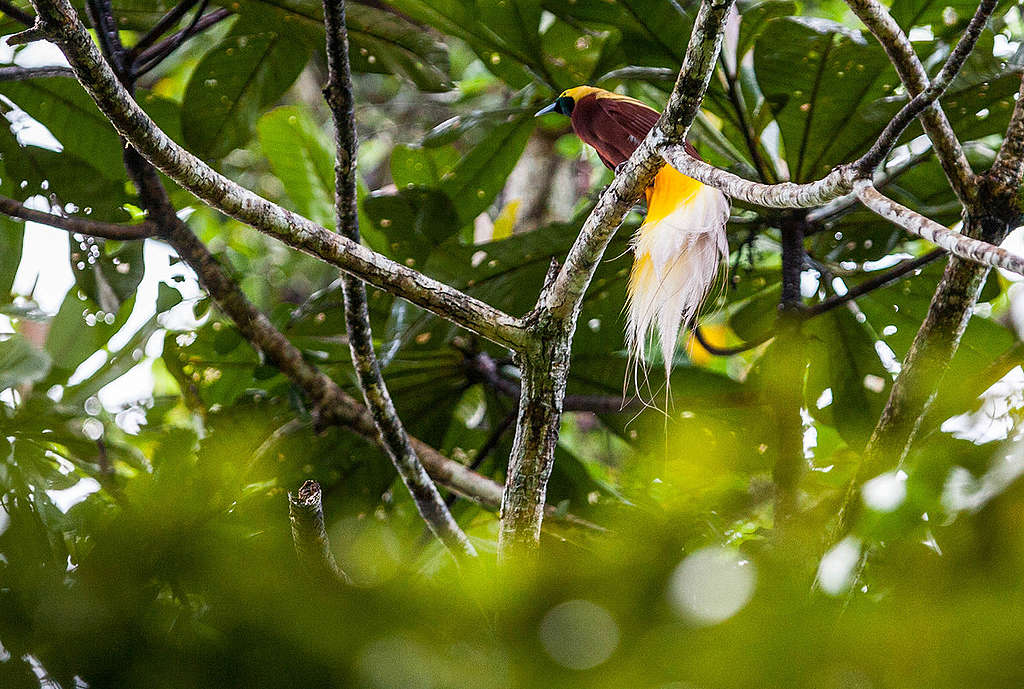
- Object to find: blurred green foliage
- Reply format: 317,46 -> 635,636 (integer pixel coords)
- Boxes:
1,0 -> 1023,686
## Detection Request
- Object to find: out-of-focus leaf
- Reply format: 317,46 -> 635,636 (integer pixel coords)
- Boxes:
43,292 -> 133,376
804,308 -> 890,449
69,239 -> 145,312
0,333 -> 51,390
257,105 -> 335,228
0,216 -> 23,299
182,16 -> 312,158
736,0 -> 797,60
440,114 -> 535,225
390,144 -> 459,189
363,188 -> 461,264
347,3 -> 453,92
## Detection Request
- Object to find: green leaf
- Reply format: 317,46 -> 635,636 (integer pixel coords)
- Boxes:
257,105 -> 335,228
390,144 -> 459,189
754,17 -> 901,181
44,292 -> 133,375
362,188 -> 461,264
182,16 -> 312,159
69,239 -> 145,313
736,0 -> 797,60
804,309 -> 890,450
347,3 -> 453,92
0,333 -> 51,390
440,114 -> 535,225
0,216 -> 24,299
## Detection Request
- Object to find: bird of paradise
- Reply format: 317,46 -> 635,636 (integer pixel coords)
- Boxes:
536,86 -> 729,389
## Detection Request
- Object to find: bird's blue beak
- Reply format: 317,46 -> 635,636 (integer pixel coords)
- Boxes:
534,102 -> 558,117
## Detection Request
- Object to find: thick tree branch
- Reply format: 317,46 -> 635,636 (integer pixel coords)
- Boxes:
854,180 -> 1024,276
0,194 -> 157,239
18,0 -> 527,351
322,0 -> 475,559
661,151 -> 856,207
989,76 -> 1024,190
497,0 -> 737,558
288,480 -> 350,585
844,0 -> 976,203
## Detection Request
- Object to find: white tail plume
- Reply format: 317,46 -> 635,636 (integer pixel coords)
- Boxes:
625,180 -> 729,393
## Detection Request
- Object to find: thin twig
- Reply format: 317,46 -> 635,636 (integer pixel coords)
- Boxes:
0,194 -> 157,239
127,0 -> 200,60
322,0 -> 475,559
0,0 -> 33,26
0,65 -> 74,80
804,249 -> 946,316
133,5 -> 227,78
693,325 -> 769,356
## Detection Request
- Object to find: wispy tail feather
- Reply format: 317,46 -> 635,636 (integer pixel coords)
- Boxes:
625,176 -> 729,395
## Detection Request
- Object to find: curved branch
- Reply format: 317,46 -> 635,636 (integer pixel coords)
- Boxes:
693,325 -> 770,356
323,0 -> 475,559
844,0 -> 976,203
853,0 -> 997,176
854,180 -> 1024,276
19,0 -> 527,351
0,194 -> 157,239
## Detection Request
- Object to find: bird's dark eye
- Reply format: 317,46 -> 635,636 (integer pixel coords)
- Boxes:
555,96 -> 575,115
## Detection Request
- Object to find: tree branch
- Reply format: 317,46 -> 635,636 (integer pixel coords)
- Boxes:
0,65 -> 74,80
497,0 -> 737,558
844,0 -> 977,203
18,0 -> 527,351
989,76 -> 1024,190
322,0 -> 475,559
0,194 -> 157,239
288,480 -> 350,585
804,249 -> 946,317
134,5 -> 228,78
126,0 -> 200,60
854,180 -> 1024,276
853,0 -> 996,176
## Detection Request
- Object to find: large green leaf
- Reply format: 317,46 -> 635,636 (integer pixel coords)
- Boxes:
754,17 -> 901,181
346,3 -> 452,92
439,113 -> 535,225
257,105 -> 335,228
804,308 -> 891,450
182,15 -> 312,158
0,216 -> 23,299
0,333 -> 51,391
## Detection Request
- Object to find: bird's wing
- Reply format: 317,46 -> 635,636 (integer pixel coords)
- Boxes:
572,93 -> 659,169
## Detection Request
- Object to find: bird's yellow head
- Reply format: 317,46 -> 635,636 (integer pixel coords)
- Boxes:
535,86 -> 602,117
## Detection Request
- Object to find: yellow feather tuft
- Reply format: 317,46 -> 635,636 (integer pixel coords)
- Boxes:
625,167 -> 729,397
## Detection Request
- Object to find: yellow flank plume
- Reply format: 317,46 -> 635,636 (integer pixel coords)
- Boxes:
626,169 -> 729,395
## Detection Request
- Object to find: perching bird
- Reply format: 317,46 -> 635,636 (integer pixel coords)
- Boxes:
536,86 -> 729,389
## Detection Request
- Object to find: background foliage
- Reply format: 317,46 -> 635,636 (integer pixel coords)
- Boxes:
1,0 -> 1023,686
